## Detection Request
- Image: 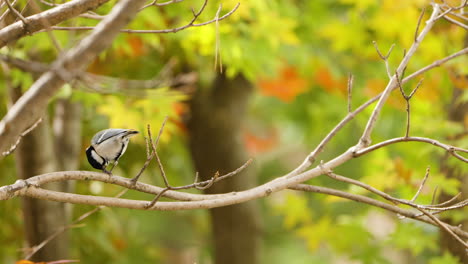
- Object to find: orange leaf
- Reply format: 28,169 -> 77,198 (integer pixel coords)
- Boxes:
112,237 -> 127,251
394,157 -> 412,183
313,67 -> 348,96
127,36 -> 146,57
314,67 -> 335,92
243,129 -> 278,154
258,65 -> 308,102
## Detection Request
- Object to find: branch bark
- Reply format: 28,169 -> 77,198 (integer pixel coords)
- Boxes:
358,4 -> 440,148
0,0 -> 110,48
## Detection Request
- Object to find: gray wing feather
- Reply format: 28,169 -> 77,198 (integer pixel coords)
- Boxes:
91,129 -> 130,145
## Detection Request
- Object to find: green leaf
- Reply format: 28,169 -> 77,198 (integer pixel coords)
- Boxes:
429,251 -> 462,264
389,222 -> 437,255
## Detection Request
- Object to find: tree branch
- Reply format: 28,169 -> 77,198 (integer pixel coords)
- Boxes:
0,0 -> 111,48
354,136 -> 468,163
0,0 -> 149,155
358,4 -> 441,148
289,184 -> 468,240
49,1 -> 240,34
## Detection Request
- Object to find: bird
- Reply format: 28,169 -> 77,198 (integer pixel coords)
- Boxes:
86,128 -> 139,174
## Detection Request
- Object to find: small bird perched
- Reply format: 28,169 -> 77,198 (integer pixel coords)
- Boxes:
86,128 -> 139,174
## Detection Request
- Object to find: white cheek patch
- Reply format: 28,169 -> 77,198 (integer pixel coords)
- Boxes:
91,150 -> 105,165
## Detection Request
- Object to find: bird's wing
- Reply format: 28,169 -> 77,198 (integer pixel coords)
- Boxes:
92,129 -> 129,145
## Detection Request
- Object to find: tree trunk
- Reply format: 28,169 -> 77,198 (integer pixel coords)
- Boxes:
15,118 -> 70,261
53,99 -> 82,172
188,73 -> 262,264
439,87 -> 467,263
438,33 -> 468,263
9,88 -> 71,261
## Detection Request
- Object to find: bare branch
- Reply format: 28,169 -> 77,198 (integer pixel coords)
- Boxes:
410,166 -> 430,203
214,3 -> 223,73
0,0 -> 18,22
24,188 -> 128,260
358,5 -> 441,148
347,73 -> 354,113
373,41 -> 395,79
2,118 -> 43,156
49,2 -> 240,34
4,0 -> 28,25
286,96 -> 379,177
416,207 -> 468,249
140,0 -> 184,11
0,0 -> 149,155
402,47 -> 468,83
285,46 -> 466,177
395,71 -> 423,137
0,54 -> 197,95
354,136 -> 468,163
29,0 -> 63,52
0,0 -> 111,48
442,13 -> 468,29
414,7 -> 426,42
289,184 -> 468,239
373,41 -> 395,60
131,118 -> 168,184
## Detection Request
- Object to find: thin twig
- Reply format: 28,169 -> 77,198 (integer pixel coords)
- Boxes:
0,0 -> 18,22
286,95 -> 380,177
410,166 -> 430,203
347,73 -> 354,113
289,184 -> 468,239
146,158 -> 253,208
131,118 -> 168,183
139,0 -> 184,11
354,136 -> 468,163
373,41 -> 395,60
24,188 -> 128,259
431,185 -> 439,205
402,47 -> 468,83
4,0 -> 28,25
395,71 -> 423,137
322,167 -> 466,213
414,7 -> 426,42
2,118 -> 43,156
359,5 -> 441,148
50,2 -> 241,34
373,41 -> 395,79
214,4 -> 222,73
431,192 -> 461,207
442,14 -> 468,29
29,0 -> 63,52
416,207 -> 468,249
286,47 -> 467,177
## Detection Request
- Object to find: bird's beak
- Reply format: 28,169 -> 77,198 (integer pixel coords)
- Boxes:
127,130 -> 139,137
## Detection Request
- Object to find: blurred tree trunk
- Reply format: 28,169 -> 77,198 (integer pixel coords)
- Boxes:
188,73 -> 262,264
53,99 -> 82,172
52,98 -> 82,243
9,86 -> 81,261
439,87 -> 467,263
438,34 -> 467,263
10,84 -> 68,261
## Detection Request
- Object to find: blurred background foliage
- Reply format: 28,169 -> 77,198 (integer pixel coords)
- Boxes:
0,0 -> 467,263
